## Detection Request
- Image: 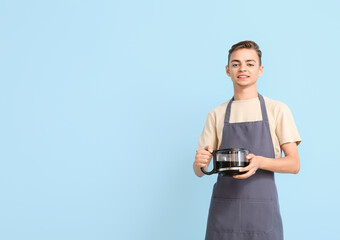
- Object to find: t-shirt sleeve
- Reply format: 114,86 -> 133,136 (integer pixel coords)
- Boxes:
275,103 -> 301,146
197,111 -> 218,151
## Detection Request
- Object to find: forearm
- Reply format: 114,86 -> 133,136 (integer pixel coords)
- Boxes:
259,155 -> 300,174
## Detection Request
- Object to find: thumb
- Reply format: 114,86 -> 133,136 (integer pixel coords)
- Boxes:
205,145 -> 213,153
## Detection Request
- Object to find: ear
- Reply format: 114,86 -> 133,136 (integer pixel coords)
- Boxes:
258,65 -> 264,77
226,65 -> 231,77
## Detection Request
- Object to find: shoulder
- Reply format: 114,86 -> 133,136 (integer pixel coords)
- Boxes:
207,100 -> 230,119
263,96 -> 291,114
263,96 -> 296,127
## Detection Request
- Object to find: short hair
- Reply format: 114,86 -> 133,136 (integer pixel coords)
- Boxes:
228,40 -> 262,66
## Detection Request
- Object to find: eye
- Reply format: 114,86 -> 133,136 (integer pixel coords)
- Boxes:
232,64 -> 238,67
248,63 -> 254,66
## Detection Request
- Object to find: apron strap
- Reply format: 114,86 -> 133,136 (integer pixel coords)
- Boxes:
258,93 -> 269,122
224,93 -> 268,123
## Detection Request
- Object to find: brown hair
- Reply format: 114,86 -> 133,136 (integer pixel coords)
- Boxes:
228,40 -> 262,66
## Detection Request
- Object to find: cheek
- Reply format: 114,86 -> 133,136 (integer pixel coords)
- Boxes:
250,70 -> 259,76
230,69 -> 238,75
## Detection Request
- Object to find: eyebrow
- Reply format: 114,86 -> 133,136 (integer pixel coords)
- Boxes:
231,59 -> 256,63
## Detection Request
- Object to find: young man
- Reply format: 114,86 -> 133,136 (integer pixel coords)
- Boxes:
193,40 -> 301,240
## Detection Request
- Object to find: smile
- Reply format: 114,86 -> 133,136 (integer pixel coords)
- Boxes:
237,75 -> 249,79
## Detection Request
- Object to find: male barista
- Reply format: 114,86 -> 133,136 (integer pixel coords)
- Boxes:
193,40 -> 301,240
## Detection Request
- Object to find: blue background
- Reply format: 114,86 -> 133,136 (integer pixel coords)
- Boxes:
0,0 -> 339,239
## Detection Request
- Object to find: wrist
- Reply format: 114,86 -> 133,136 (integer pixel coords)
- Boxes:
258,156 -> 265,169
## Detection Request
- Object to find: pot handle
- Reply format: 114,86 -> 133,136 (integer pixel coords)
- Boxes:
200,151 -> 217,175
200,167 -> 217,175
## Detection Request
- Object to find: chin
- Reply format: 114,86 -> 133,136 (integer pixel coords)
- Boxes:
232,79 -> 256,87
234,81 -> 251,86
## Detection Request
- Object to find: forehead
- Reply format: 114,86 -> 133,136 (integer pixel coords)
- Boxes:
230,48 -> 259,61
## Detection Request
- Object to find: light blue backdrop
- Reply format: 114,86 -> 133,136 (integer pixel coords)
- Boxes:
0,0 -> 339,239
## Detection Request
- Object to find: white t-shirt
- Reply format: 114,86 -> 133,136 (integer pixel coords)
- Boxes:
197,96 -> 301,159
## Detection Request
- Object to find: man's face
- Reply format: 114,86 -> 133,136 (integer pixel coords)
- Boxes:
226,48 -> 263,88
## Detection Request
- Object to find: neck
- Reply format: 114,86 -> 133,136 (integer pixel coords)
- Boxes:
233,85 -> 258,100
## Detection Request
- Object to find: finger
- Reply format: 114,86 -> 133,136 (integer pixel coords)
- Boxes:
198,159 -> 209,165
195,162 -> 208,168
234,168 -> 257,179
205,145 -> 213,154
246,153 -> 255,160
199,151 -> 213,156
197,149 -> 212,155
197,155 -> 211,161
196,151 -> 211,157
239,163 -> 255,172
234,172 -> 251,179
234,171 -> 252,179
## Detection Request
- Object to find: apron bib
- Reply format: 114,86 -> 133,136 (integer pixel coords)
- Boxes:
205,94 -> 283,240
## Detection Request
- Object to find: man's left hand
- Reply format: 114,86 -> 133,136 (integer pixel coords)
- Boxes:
233,154 -> 263,179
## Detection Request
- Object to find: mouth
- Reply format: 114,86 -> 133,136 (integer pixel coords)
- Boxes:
237,75 -> 249,79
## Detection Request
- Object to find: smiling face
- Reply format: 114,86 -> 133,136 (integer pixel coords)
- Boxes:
226,48 -> 264,88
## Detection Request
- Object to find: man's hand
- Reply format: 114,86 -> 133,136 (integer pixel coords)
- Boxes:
194,146 -> 213,170
233,153 -> 263,179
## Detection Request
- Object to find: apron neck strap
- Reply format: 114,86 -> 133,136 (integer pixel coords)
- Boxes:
224,93 -> 268,123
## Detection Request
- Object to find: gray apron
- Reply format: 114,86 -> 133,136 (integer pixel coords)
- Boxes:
205,94 -> 283,240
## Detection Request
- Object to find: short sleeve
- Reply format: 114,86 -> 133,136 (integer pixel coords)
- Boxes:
197,111 -> 218,150
275,103 -> 301,146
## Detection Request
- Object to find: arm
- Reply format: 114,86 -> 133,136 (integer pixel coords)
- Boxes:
193,111 -> 217,177
234,142 -> 300,179
260,142 -> 300,173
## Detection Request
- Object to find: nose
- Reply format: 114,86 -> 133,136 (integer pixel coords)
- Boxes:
239,64 -> 247,72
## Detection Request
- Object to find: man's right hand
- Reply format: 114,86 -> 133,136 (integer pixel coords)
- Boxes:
194,146 -> 213,173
